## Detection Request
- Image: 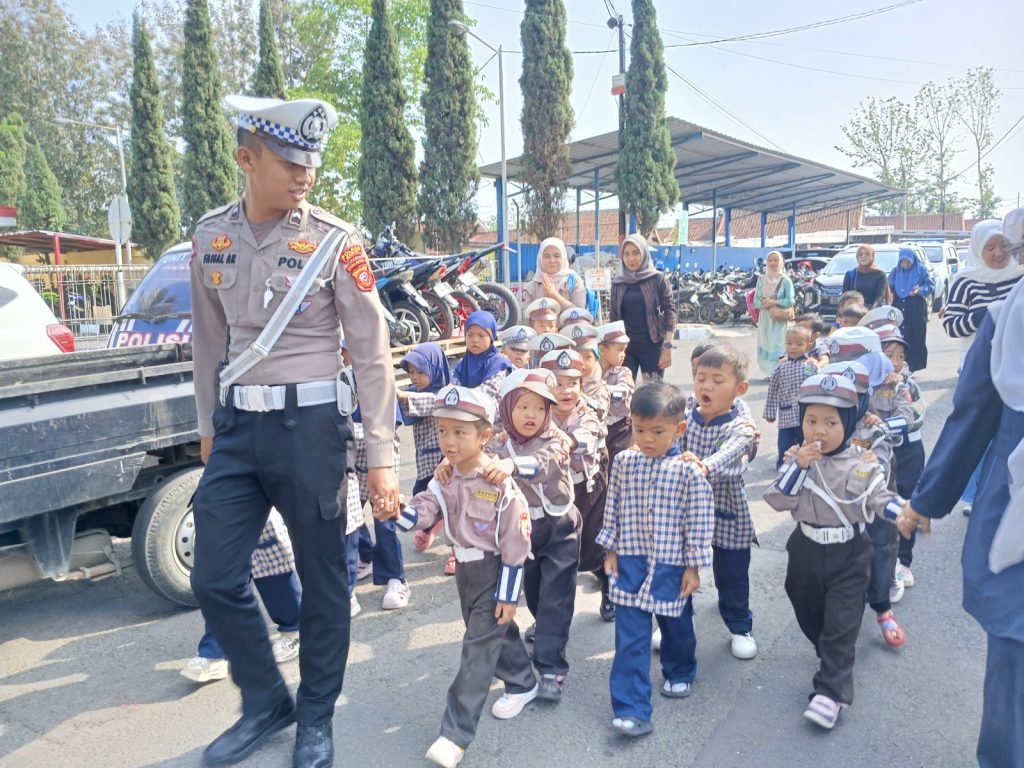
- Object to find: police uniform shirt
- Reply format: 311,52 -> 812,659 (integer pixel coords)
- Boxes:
602,365 -> 635,423
868,376 -> 921,438
189,199 -> 397,466
552,401 -> 605,487
490,430 -> 574,513
764,447 -> 902,528
582,375 -> 611,423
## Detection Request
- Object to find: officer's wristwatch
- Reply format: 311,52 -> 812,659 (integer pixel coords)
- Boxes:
662,342 -> 674,351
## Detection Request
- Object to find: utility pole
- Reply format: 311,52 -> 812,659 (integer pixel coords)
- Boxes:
609,14 -> 626,241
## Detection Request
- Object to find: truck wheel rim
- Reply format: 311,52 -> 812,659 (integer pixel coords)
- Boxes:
175,509 -> 196,570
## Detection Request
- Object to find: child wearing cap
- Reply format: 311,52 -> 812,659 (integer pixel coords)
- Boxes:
597,381 -> 715,737
570,324 -> 611,421
528,331 -> 574,369
559,306 -> 595,329
764,325 -> 815,468
386,385 -> 536,768
679,343 -> 759,660
478,366 -> 579,702
524,297 -> 561,335
397,342 -> 454,571
598,321 -> 636,465
497,325 -> 535,369
764,373 -> 905,730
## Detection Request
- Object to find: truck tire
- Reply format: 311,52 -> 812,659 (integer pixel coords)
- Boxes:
131,466 -> 203,607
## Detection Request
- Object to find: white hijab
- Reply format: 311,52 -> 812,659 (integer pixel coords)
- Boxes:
952,220 -> 1021,289
533,237 -> 573,287
987,210 -> 1024,573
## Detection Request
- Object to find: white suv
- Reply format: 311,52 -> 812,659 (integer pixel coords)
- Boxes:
0,263 -> 76,360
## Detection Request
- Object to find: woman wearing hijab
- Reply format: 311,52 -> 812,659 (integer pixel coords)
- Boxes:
753,250 -> 795,377
452,310 -> 514,405
842,244 -> 892,309
609,234 -> 676,382
522,236 -> 587,311
888,248 -> 933,372
899,207 -> 1024,768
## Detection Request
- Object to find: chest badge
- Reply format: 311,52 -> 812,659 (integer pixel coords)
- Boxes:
211,271 -> 223,286
211,234 -> 232,252
288,239 -> 317,255
474,488 -> 499,504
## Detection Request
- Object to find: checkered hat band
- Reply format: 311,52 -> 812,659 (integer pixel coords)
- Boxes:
238,114 -> 318,150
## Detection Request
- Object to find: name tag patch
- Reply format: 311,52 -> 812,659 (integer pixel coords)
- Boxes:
474,489 -> 499,503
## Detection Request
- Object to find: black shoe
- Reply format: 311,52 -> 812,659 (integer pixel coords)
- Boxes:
537,674 -> 564,701
524,622 -> 536,643
203,696 -> 295,766
293,722 -> 334,768
599,596 -> 616,622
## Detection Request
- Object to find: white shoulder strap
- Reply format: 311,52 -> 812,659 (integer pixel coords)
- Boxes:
505,439 -> 573,517
427,478 -> 455,543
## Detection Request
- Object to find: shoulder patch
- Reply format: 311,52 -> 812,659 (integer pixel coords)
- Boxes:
340,243 -> 375,292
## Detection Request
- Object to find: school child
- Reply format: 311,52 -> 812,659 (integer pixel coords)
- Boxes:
686,342 -> 758,428
596,381 -> 715,737
388,385 -> 536,768
569,324 -> 611,421
497,325 -> 535,369
527,331 -> 574,368
795,312 -> 830,366
763,373 -> 905,730
680,344 -> 759,659
836,303 -> 867,328
597,321 -> 636,464
559,306 -> 595,328
453,311 -> 514,407
826,327 -> 909,646
764,325 -> 815,467
875,322 -> 927,591
343,467 -> 366,618
180,510 -> 303,682
525,297 -> 561,335
492,357 -> 584,700
397,343 -> 454,570
829,291 -> 865,332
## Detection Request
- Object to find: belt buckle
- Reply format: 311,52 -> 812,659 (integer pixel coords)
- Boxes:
247,386 -> 266,412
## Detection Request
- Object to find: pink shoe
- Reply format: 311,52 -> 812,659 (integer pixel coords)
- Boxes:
444,552 -> 457,576
414,520 -> 444,551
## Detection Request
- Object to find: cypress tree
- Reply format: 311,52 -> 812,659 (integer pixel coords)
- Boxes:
519,0 -> 574,238
180,0 -> 237,230
0,113 -> 28,212
419,0 -> 479,252
251,0 -> 287,100
359,0 -> 418,241
128,13 -> 181,258
616,0 -> 678,236
19,141 -> 66,231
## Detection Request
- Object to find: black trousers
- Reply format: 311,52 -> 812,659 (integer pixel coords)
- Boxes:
442,554 -> 536,749
606,418 -> 633,468
524,511 -> 581,676
865,516 -> 895,613
784,527 -> 873,705
625,337 -> 664,382
576,460 -> 609,575
191,398 -> 352,725
894,440 -> 926,566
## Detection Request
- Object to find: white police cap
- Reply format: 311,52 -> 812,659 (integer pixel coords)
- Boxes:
226,95 -> 338,169
498,324 -> 536,350
528,332 -> 574,354
433,385 -> 496,424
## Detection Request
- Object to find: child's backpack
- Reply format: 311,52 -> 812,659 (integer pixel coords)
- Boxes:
567,272 -> 601,320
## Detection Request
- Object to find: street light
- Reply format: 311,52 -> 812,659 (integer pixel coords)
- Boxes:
447,19 -> 516,294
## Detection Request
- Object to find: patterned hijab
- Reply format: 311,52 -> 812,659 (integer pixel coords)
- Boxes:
613,234 -> 660,284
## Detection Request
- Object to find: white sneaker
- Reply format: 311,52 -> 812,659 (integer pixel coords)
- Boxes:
350,595 -> 361,618
356,560 -> 373,581
425,736 -> 464,767
381,578 -> 410,610
730,632 -> 758,659
897,563 -> 915,588
652,627 -> 662,652
272,632 -> 300,663
490,683 -> 539,719
889,574 -> 905,604
179,656 -> 228,683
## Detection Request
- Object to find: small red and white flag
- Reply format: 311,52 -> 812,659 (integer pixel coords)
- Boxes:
0,206 -> 16,227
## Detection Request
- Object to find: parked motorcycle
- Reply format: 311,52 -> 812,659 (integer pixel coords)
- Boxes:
373,262 -> 432,347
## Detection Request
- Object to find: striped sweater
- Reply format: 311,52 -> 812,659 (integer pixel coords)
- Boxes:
942,276 -> 1019,340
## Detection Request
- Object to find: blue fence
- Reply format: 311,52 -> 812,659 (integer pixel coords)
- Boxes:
495,242 -> 785,282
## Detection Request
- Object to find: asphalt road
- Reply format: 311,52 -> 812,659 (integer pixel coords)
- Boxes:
0,318 -> 984,768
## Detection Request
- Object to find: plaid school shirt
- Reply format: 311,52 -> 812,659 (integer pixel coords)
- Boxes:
683,395 -> 760,461
596,449 -> 714,617
402,390 -> 443,482
764,355 -> 815,429
353,421 -> 403,505
250,509 -> 296,578
681,405 -> 757,549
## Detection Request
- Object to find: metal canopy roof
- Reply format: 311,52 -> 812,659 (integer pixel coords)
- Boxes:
479,116 -> 898,216
0,230 -> 129,252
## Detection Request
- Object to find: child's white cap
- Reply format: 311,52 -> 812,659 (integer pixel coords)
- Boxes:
525,297 -> 560,321
499,368 -> 558,403
558,306 -> 594,327
566,323 -> 600,351
597,321 -> 630,344
528,332 -> 574,354
498,324 -> 536,350
433,385 -> 496,423
538,349 -> 585,378
859,305 -> 903,330
819,361 -> 870,394
827,327 -> 882,361
797,373 -> 859,409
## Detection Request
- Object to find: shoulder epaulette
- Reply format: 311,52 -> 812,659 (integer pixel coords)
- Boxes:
195,200 -> 238,226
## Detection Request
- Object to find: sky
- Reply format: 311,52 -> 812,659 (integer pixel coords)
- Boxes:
66,0 -> 1024,222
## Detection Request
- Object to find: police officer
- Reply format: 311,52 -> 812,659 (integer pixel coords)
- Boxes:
189,95 -> 399,768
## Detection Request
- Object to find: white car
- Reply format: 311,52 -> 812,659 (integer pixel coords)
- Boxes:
0,263 -> 76,360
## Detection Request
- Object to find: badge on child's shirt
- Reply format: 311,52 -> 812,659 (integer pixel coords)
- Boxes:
474,488 -> 499,504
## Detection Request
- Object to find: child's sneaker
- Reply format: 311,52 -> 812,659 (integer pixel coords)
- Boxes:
610,717 -> 653,737
425,736 -> 464,767
897,563 -> 915,588
490,683 -> 539,719
730,632 -> 758,659
179,656 -> 228,683
803,694 -> 843,730
889,573 -> 905,603
652,627 -> 662,652
660,680 -> 693,698
272,631 -> 300,663
350,595 -> 361,618
381,578 -> 410,610
356,559 -> 373,582
444,552 -> 457,576
537,674 -> 564,701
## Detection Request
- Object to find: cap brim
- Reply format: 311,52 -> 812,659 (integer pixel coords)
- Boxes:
530,311 -> 558,321
260,134 -> 322,169
516,381 -> 558,403
433,407 -> 491,423
799,394 -> 856,409
502,342 -> 530,350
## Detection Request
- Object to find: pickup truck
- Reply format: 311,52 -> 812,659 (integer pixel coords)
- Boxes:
0,344 -> 202,606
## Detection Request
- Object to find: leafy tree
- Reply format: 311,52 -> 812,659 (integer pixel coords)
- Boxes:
0,112 -> 27,211
358,0 -> 418,241
616,0 -> 677,236
128,13 -> 181,259
180,0 -> 238,229
958,67 -> 1001,218
252,0 -> 287,99
518,0 -> 573,238
418,0 -> 479,250
915,79 -> 962,222
19,140 -> 66,230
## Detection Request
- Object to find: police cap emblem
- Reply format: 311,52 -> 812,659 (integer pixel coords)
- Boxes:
821,375 -> 839,392
300,106 -> 328,143
540,338 -> 554,352
444,388 -> 460,407
557,351 -> 571,369
888,309 -> 898,322
842,366 -> 856,382
829,339 -> 840,356
571,326 -> 583,339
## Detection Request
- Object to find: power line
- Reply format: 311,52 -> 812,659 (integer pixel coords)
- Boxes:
950,111 -> 1024,182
